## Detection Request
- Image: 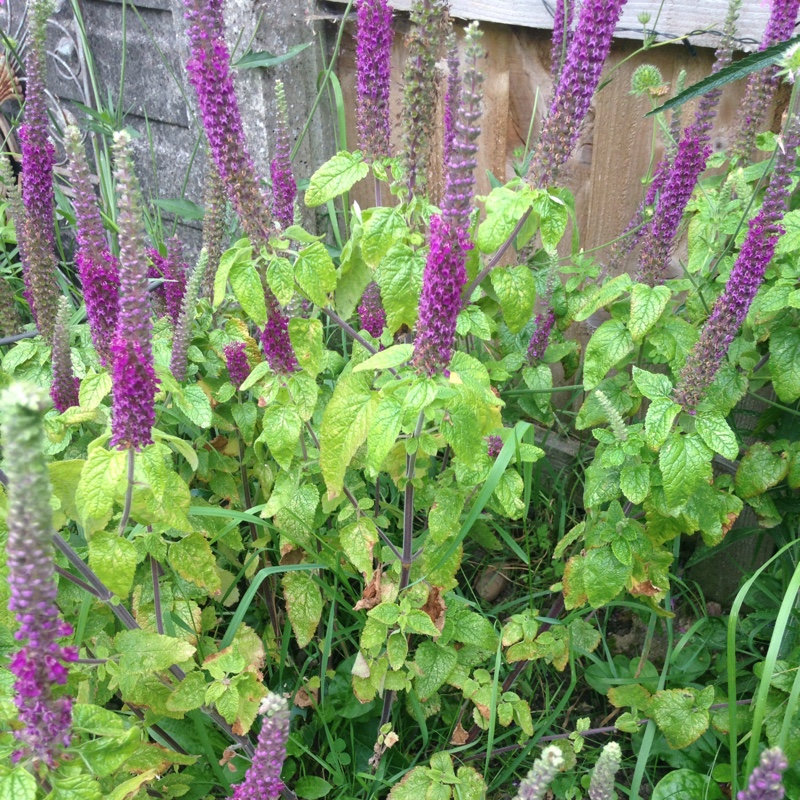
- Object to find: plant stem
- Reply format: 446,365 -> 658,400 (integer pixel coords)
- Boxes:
151,556 -> 164,636
118,447 -> 135,535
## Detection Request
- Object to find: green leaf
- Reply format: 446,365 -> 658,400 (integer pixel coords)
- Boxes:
232,402 -> 258,445
659,433 -> 713,512
632,367 -> 673,400
403,609 -> 442,637
115,629 -> 196,673
362,207 -> 408,267
414,641 -> 457,700
153,197 -> 205,220
629,284 -> 671,342
106,771 -> 159,800
769,325 -> 800,402
735,442 -> 788,498
583,546 -> 630,608
583,321 -> 634,391
652,770 -> 723,800
620,463 -> 650,505
0,768 -> 36,800
169,531 -> 222,596
288,317 -> 323,376
649,688 -> 711,749
229,258 -> 267,326
491,265 -> 537,333
340,518 -> 378,579
76,442 -> 127,524
353,344 -> 414,373
375,244 -> 425,333
305,150 -> 369,207
267,257 -> 295,306
295,242 -> 336,307
367,393 -> 403,473
534,191 -> 568,251
490,469 -> 525,520
49,459 -> 85,523
295,777 -> 333,800
262,404 -> 302,470
282,571 -> 322,648
80,727 -> 140,776
386,631 -> 408,671
287,372 -> 320,422
153,429 -> 199,471
476,185 -> 535,253
174,384 -> 213,429
320,372 -> 378,496
49,772 -> 104,800
234,41 -> 313,68
695,411 -> 739,460
213,243 -> 251,308
166,669 -> 207,714
335,230 -> 372,319
79,371 -> 112,410
648,34 -> 800,116
574,274 -> 631,322
89,531 -> 138,597
645,397 -> 681,450
429,487 -> 466,545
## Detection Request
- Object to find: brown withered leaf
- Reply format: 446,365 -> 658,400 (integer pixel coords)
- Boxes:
354,565 -> 382,612
208,435 -> 229,452
295,686 -> 318,708
450,723 -> 469,745
280,546 -> 305,566
421,586 -> 446,633
629,580 -> 661,597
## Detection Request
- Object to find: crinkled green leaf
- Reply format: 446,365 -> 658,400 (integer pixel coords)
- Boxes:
340,518 -> 378,579
375,243 -> 425,332
295,777 -> 333,800
288,317 -> 323,376
367,393 -> 403,473
695,411 -> 739,460
574,274 -> 631,322
652,770 -> 723,800
229,258 -> 267,326
649,688 -> 711,749
267,257 -> 295,306
629,283 -> 671,342
295,242 -> 336,307
169,531 -> 222,596
414,641 -> 458,700
79,371 -> 112,410
769,325 -> 800,402
89,530 -> 138,597
305,150 -> 369,207
645,397 -> 681,450
583,320 -> 634,390
583,546 -> 630,608
115,629 -> 196,673
632,367 -> 673,400
175,384 -> 213,428
476,186 -> 536,254
429,486 -> 466,545
76,442 -> 127,524
353,344 -> 414,373
213,242 -> 251,308
659,433 -> 713,512
735,442 -> 788,498
262,404 -> 302,470
362,207 -> 408,267
620,462 -> 650,505
491,265 -> 537,333
0,767 -> 36,800
283,571 -> 322,648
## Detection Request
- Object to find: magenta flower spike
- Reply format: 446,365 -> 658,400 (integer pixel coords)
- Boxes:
732,0 -> 800,162
635,0 -> 741,284
149,238 -> 188,326
1,383 -> 76,766
532,0 -> 627,187
109,131 -> 158,451
674,112 -> 800,409
358,281 -> 386,337
224,341 -> 252,390
413,22 -> 484,374
443,34 -> 461,172
270,80 -> 297,231
231,693 -> 291,800
526,308 -> 556,365
50,297 -> 79,412
356,0 -> 393,161
486,435 -> 503,458
737,748 -> 788,800
183,0 -> 296,372
18,0 -> 60,342
65,126 -> 120,366
550,0 -> 574,82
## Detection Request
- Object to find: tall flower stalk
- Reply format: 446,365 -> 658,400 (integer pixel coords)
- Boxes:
109,131 -> 158,450
150,238 -> 188,327
635,0 -> 741,285
674,109 -> 800,409
1,382 -> 76,766
65,126 -> 120,365
171,249 -> 209,381
531,0 -> 627,187
413,22 -> 484,374
356,0 -> 393,161
401,0 -> 449,199
270,80 -> 297,231
737,747 -> 787,800
183,0 -> 296,372
731,0 -> 800,163
231,693 -> 291,800
202,158 -> 227,299
18,0 -> 60,342
50,297 -> 79,412
550,0 -> 574,82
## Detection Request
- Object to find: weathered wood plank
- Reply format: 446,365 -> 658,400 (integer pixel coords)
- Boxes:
328,0 -> 774,51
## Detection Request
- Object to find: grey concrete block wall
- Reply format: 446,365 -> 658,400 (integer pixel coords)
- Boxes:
3,0 -> 334,242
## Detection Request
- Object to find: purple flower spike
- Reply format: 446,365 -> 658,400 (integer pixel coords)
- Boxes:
737,747 -> 788,800
18,0 -> 60,342
486,435 -> 503,458
443,34 -> 460,173
50,297 -> 79,412
202,159 -> 227,299
1,383 -> 76,766
232,693 -> 291,800
589,742 -> 622,800
733,0 -> 800,162
171,250 -> 209,382
224,341 -> 252,390
674,112 -> 800,409
271,80 -> 297,231
413,22 -> 484,374
110,131 -> 158,451
550,0 -> 574,82
532,0 -> 627,187
183,0 -> 295,372
65,126 -> 120,365
358,281 -> 385,337
636,0 -> 741,285
527,308 -> 556,365
356,0 -> 393,161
